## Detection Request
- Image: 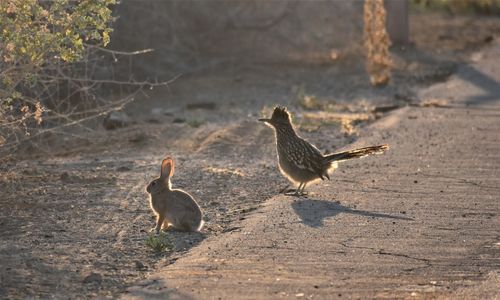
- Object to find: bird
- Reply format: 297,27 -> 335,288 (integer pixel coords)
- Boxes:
259,106 -> 389,196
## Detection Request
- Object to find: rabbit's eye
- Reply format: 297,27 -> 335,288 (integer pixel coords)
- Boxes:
151,181 -> 157,186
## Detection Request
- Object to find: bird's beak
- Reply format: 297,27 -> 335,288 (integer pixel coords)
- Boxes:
258,118 -> 271,123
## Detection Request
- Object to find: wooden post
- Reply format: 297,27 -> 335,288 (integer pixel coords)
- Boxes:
385,0 -> 409,45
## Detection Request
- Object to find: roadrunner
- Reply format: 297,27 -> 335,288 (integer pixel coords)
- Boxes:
259,106 -> 389,196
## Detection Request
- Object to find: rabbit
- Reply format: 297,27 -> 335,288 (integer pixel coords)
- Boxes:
146,157 -> 204,233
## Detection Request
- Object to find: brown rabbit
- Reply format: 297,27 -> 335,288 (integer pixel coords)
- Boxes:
146,157 -> 204,233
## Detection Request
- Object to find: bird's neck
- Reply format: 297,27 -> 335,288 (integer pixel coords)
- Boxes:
275,122 -> 298,141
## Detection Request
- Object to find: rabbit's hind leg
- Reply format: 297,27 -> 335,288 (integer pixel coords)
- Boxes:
180,220 -> 201,232
168,221 -> 193,232
161,219 -> 176,231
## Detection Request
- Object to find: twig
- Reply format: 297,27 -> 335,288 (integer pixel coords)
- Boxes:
0,91 -> 139,151
39,73 -> 182,87
84,44 -> 155,56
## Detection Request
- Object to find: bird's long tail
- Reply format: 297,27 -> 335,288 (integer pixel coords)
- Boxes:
324,144 -> 389,163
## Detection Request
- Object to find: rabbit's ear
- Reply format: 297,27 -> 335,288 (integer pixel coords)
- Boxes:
161,157 -> 175,179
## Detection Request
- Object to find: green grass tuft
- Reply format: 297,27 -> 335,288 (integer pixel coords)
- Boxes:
145,232 -> 174,253
187,119 -> 205,128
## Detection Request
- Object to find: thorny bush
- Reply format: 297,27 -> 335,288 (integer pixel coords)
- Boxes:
0,0 -> 115,156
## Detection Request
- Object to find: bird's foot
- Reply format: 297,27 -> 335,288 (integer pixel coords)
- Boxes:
284,189 -> 308,197
279,185 -> 290,194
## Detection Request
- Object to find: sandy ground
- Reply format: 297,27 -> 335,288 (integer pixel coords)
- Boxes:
0,14 -> 499,299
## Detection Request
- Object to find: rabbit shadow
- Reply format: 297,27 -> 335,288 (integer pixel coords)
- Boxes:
125,279 -> 196,300
292,199 -> 413,228
162,230 -> 206,252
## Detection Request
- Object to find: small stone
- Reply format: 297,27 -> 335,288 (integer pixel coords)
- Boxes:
186,102 -> 216,110
103,111 -> 132,130
83,272 -> 102,284
129,134 -> 147,144
146,118 -> 161,124
163,107 -> 181,116
484,35 -> 494,43
60,172 -> 70,182
116,166 -> 132,172
135,261 -> 147,270
151,108 -> 164,115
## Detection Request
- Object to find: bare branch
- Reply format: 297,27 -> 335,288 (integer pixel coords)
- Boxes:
84,44 -> 155,56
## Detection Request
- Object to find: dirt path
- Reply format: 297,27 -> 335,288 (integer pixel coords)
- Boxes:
122,43 -> 500,299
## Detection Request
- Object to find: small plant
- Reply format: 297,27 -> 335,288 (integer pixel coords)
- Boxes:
299,111 -> 372,134
145,232 -> 174,253
187,119 -> 205,128
297,94 -> 321,111
295,85 -> 321,110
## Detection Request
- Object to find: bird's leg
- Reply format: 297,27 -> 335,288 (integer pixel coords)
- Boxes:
299,183 -> 308,196
285,183 -> 304,196
293,183 -> 308,197
285,182 -> 307,196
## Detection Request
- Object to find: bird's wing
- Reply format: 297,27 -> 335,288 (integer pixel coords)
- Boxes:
287,138 -> 325,179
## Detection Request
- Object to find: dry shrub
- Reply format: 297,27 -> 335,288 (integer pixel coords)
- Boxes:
363,0 -> 393,86
0,0 -> 115,155
0,1 -> 173,159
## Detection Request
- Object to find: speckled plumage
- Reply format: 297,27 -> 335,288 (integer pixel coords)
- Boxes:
260,106 -> 388,195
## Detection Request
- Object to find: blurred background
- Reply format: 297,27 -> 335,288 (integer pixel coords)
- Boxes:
110,1 -> 365,78
109,0 -> 498,78
1,0 -> 499,157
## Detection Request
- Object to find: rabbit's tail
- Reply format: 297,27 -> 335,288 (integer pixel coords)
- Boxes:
196,220 -> 205,232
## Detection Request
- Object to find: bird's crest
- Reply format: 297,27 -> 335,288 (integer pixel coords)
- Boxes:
271,106 -> 291,123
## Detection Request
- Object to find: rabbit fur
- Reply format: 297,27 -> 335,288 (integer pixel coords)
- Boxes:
146,157 -> 204,233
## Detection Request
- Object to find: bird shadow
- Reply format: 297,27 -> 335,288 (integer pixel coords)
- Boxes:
291,198 -> 413,228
